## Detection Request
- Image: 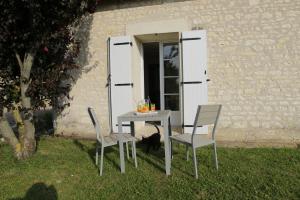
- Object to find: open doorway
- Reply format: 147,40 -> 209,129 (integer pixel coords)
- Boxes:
143,42 -> 181,126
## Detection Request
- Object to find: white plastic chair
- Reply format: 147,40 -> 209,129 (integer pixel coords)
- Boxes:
170,105 -> 222,179
88,107 -> 137,176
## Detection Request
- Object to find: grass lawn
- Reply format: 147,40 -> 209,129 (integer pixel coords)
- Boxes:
0,137 -> 299,200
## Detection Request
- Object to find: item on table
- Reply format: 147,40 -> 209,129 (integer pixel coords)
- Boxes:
151,103 -> 155,111
137,97 -> 155,113
143,104 -> 149,112
137,103 -> 143,112
137,99 -> 149,113
137,100 -> 144,112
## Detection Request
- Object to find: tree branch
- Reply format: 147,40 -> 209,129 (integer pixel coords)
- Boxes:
22,52 -> 36,79
0,117 -> 21,155
15,52 -> 24,70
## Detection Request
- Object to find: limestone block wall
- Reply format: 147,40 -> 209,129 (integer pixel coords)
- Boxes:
56,0 -> 300,147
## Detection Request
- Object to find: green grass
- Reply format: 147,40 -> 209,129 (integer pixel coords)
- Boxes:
0,137 -> 299,200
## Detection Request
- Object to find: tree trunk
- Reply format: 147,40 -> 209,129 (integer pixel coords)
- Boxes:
16,51 -> 36,158
12,107 -> 26,149
0,52 -> 36,159
21,52 -> 36,158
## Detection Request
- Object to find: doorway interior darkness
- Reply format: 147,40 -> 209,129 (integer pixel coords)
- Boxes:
143,42 -> 161,110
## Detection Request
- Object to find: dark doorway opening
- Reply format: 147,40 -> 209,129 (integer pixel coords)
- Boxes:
143,43 -> 160,110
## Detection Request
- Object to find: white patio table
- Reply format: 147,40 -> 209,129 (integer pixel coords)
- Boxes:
117,110 -> 172,175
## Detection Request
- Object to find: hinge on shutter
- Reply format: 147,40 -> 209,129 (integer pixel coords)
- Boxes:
114,83 -> 134,87
180,37 -> 201,42
115,124 -> 131,127
181,81 -> 202,85
182,124 -> 203,128
114,42 -> 132,46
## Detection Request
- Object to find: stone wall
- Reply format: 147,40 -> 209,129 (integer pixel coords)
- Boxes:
56,0 -> 300,147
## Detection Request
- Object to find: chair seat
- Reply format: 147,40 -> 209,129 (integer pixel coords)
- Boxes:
99,133 -> 137,147
114,133 -> 137,142
170,133 -> 215,148
100,135 -> 118,147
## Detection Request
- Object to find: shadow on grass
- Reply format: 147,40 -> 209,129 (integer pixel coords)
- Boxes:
73,139 -> 120,171
73,139 -> 168,172
72,139 -> 200,176
138,142 -> 216,177
135,142 -> 166,173
10,182 -> 57,200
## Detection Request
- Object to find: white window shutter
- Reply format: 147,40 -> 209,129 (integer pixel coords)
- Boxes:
181,30 -> 208,134
109,36 -> 133,133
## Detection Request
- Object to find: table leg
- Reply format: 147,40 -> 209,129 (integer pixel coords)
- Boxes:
118,120 -> 125,173
130,121 -> 135,137
168,117 -> 173,159
163,117 -> 171,176
130,121 -> 135,158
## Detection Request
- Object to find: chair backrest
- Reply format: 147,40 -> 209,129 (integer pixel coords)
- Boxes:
87,107 -> 103,142
192,105 -> 222,139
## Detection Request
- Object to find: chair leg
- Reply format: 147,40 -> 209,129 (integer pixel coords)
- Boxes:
213,142 -> 219,170
131,141 -> 134,159
192,148 -> 198,179
186,144 -> 189,162
170,140 -> 173,159
95,143 -> 99,165
126,142 -> 129,160
132,141 -> 137,168
99,145 -> 104,176
169,140 -> 173,160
